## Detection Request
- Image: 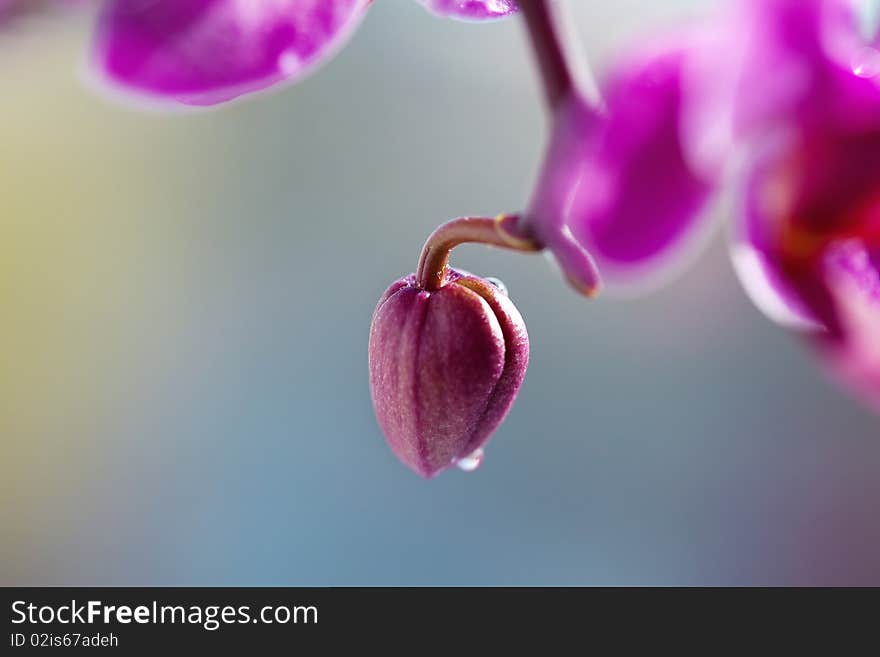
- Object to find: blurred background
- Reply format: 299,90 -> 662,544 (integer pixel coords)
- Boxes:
1,1 -> 878,586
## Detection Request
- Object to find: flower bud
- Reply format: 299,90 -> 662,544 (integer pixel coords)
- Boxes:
368,268 -> 528,478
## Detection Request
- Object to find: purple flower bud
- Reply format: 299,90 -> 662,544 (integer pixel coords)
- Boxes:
369,268 -> 528,478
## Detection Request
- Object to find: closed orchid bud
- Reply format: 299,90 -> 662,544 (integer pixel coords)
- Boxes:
368,216 -> 537,478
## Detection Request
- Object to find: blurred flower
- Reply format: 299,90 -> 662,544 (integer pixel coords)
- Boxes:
547,0 -> 880,407
89,0 -> 516,107
728,0 -> 880,409
369,267 -> 529,478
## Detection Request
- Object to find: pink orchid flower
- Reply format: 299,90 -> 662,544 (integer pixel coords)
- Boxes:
535,0 -> 880,409
725,0 -> 880,409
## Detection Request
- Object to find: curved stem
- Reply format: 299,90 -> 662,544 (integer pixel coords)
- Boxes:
415,215 -> 542,291
518,0 -> 600,111
413,3 -> 603,297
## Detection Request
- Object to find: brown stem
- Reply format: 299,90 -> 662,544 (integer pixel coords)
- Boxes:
415,215 -> 542,291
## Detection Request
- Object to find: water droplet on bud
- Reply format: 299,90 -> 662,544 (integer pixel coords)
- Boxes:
852,46 -> 880,78
455,448 -> 485,472
484,277 -> 508,296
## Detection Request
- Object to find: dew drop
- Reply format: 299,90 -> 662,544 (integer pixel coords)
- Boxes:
455,448 -> 484,472
484,277 -> 508,296
851,46 -> 880,78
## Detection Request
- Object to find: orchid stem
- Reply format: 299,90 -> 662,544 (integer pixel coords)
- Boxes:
516,0 -> 604,297
518,0 -> 600,112
415,215 -> 542,291
418,3 -> 601,295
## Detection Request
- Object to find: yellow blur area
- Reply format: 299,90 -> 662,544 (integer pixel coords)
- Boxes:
0,17 -> 191,569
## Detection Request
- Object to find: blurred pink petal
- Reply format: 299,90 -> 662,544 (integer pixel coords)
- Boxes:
731,135 -> 827,331
686,0 -> 880,162
731,119 -> 880,407
566,43 -> 715,289
91,0 -> 371,106
717,1 -> 880,410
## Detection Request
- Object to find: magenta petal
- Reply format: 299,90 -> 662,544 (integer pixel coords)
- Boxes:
728,0 -> 832,135
415,0 -> 517,22
683,0 -> 880,180
91,0 -> 370,106
713,0 -> 880,140
566,45 -> 715,288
